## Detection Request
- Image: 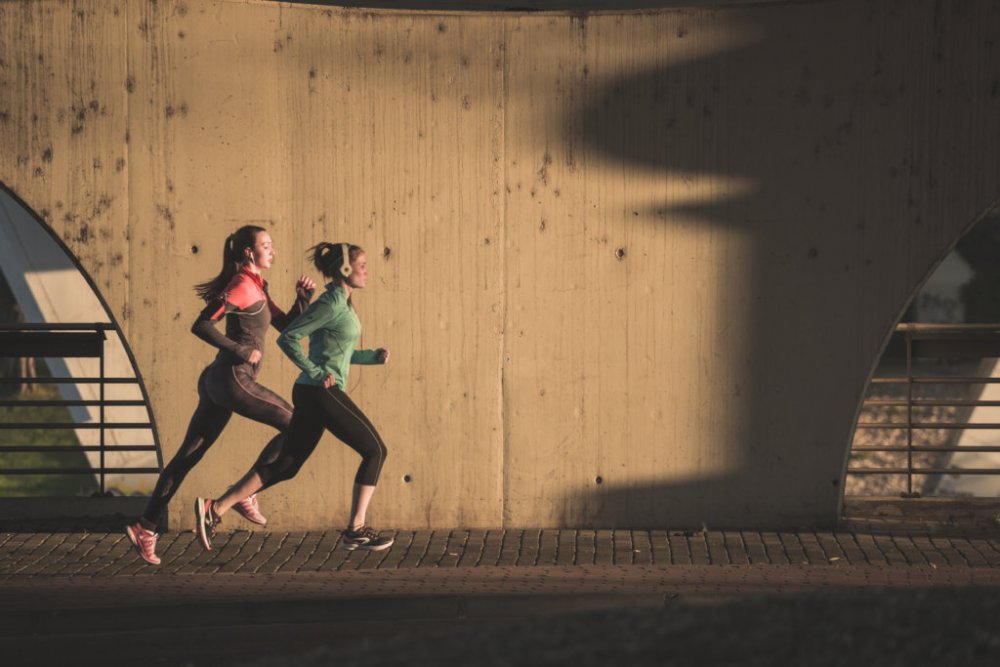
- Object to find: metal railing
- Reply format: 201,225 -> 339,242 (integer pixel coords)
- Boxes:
0,323 -> 158,494
849,323 -> 1000,497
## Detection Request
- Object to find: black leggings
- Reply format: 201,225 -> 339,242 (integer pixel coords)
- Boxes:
255,383 -> 388,489
140,363 -> 292,530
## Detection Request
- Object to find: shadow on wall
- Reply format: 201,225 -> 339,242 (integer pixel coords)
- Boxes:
554,4 -> 1000,527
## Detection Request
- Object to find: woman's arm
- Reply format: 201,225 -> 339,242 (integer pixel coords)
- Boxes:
191,302 -> 253,361
277,298 -> 335,382
351,348 -> 389,365
268,276 -> 316,331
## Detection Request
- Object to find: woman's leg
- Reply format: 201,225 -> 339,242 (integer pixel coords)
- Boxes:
127,369 -> 231,564
208,366 -> 295,522
313,386 -> 389,531
214,383 -> 324,516
138,383 -> 232,531
349,484 -> 377,531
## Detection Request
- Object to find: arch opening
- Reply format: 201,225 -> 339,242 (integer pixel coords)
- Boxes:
0,184 -> 161,501
846,202 -> 1000,503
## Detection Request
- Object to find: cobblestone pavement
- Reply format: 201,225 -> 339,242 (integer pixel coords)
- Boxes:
1,522 -> 999,578
2,515 -> 998,666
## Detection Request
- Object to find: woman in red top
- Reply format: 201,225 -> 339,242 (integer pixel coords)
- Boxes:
125,225 -> 315,565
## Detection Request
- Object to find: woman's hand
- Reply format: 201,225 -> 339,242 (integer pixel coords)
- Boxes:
376,348 -> 390,364
247,349 -> 263,364
295,275 -> 317,299
322,374 -> 337,389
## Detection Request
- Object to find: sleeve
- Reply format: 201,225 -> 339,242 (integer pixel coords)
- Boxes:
190,299 -> 252,361
267,283 -> 315,332
189,274 -> 259,361
351,349 -> 382,365
277,298 -> 336,382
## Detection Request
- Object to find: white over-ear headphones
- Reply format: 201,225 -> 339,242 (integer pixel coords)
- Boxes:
339,243 -> 352,278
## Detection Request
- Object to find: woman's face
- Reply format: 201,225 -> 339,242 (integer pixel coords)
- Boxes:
248,232 -> 275,270
347,251 -> 368,288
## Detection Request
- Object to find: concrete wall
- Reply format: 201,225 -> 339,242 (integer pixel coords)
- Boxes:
0,0 -> 998,529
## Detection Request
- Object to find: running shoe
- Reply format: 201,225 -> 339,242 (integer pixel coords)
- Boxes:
194,497 -> 220,551
339,526 -> 395,551
125,521 -> 161,566
232,493 -> 267,526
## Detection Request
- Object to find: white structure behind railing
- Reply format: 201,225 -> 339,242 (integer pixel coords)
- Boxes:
0,191 -> 155,494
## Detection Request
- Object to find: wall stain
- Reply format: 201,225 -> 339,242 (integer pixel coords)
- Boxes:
156,204 -> 175,229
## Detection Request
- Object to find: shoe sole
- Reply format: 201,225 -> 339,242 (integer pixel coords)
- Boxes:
125,525 -> 161,566
339,539 -> 395,552
194,498 -> 213,551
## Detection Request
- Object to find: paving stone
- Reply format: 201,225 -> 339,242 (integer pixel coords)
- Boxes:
667,532 -> 692,565
630,530 -> 653,566
456,530 -> 486,568
297,532 -> 342,571
852,533 -> 887,565
474,529 -> 503,566
418,530 -> 451,567
720,532 -> 747,565
831,532 -> 867,564
740,532 -> 768,564
967,538 -> 1000,567
795,532 -> 829,564
590,530 -> 613,566
705,531 -> 729,565
889,534 -> 928,566
394,532 -> 432,569
760,532 -> 789,565
948,536 -> 989,567
908,534 -> 948,567
929,536 -> 967,566
871,534 -> 909,566
252,532 -> 303,573
496,530 -> 523,566
575,530 -> 597,565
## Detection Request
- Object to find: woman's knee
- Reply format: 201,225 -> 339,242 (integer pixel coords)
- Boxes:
256,455 -> 305,487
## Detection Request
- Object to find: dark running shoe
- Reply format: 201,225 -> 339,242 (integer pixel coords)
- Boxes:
339,526 -> 395,551
194,497 -> 220,551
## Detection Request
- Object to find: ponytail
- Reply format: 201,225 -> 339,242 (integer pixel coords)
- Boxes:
194,225 -> 266,301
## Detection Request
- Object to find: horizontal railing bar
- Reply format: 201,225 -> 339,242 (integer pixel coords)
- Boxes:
0,400 -> 146,407
894,323 -> 1000,334
0,378 -> 138,385
0,323 -> 115,331
869,377 -> 1000,385
0,468 -> 159,475
863,399 -> 1000,407
0,446 -> 157,453
846,468 -> 1000,475
0,423 -> 152,430
852,446 -> 1000,453
856,422 -> 1000,430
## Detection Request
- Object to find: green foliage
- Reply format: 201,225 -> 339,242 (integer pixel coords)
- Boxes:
0,383 -> 99,497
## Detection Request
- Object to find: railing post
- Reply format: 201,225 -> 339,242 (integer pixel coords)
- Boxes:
98,325 -> 106,495
905,327 -> 914,497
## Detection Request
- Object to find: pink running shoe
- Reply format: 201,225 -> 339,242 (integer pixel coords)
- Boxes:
232,493 -> 267,526
125,522 -> 161,565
